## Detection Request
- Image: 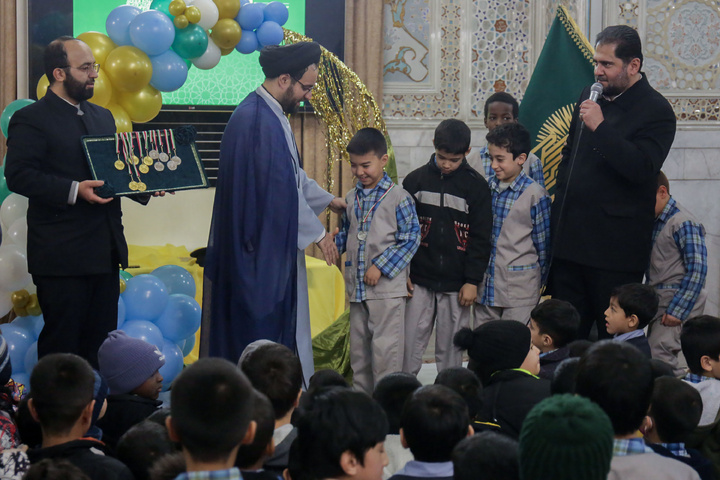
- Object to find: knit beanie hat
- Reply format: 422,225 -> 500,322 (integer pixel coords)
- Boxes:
98,330 -> 166,395
0,336 -> 11,386
454,321 -> 530,376
519,394 -> 614,480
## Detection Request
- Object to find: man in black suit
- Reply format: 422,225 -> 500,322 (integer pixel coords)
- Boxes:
6,37 -> 129,367
549,25 -> 676,340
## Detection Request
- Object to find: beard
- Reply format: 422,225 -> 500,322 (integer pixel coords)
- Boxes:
279,88 -> 300,115
64,73 -> 94,103
597,66 -> 630,98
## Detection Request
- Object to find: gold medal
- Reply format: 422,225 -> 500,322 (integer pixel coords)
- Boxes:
143,156 -> 153,166
137,182 -> 147,192
114,160 -> 125,170
130,155 -> 140,165
139,164 -> 149,174
129,181 -> 139,191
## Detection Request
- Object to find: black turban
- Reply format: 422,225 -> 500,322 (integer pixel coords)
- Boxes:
258,41 -> 321,79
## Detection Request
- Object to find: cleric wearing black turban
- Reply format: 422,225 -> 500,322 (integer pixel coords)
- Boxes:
201,41 -> 346,382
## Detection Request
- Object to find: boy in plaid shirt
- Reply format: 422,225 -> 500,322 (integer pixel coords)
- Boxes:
476,123 -> 551,325
336,128 -> 420,394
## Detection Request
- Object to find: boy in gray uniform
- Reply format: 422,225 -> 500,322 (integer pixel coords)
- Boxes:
476,123 -> 551,325
647,171 -> 707,375
336,128 -> 421,394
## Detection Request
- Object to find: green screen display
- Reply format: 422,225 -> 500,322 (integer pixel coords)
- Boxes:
73,0 -> 306,106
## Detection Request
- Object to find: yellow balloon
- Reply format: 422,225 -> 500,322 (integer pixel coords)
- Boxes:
13,305 -> 28,317
219,45 -> 235,56
11,290 -> 29,308
36,74 -> 50,99
210,19 -> 242,49
77,31 -> 118,65
104,46 -> 152,93
174,14 -> 189,29
213,0 -> 241,19
106,102 -> 133,132
26,294 -> 41,317
117,85 -> 163,123
185,6 -> 201,24
119,277 -> 126,294
168,0 -> 187,16
88,69 -> 113,108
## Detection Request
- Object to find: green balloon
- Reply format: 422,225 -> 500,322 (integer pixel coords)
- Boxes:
119,270 -> 134,281
1,99 -> 35,138
149,0 -> 174,18
172,24 -> 209,60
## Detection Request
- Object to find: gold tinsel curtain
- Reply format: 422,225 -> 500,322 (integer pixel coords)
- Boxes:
0,0 -> 18,163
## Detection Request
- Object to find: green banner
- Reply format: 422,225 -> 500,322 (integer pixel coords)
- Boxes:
519,6 -> 595,195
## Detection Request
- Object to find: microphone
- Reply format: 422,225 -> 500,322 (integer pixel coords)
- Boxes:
589,82 -> 603,102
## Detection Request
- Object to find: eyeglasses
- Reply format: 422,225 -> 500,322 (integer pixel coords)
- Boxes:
291,76 -> 314,93
60,63 -> 100,74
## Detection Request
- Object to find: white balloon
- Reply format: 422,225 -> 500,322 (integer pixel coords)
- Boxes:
23,280 -> 37,295
194,0 -> 220,30
0,291 -> 11,318
6,217 -> 27,251
0,244 -> 30,292
191,37 -> 221,70
0,194 -> 28,231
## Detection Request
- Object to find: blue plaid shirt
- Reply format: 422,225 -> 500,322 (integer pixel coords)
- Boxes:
336,173 -> 420,302
175,468 -> 242,480
480,171 -> 551,305
613,438 -> 653,456
684,372 -> 715,384
479,145 -> 546,187
660,443 -> 690,458
647,197 -> 707,321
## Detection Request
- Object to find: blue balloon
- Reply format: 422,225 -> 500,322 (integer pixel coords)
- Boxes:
153,294 -> 201,342
263,1 -> 289,26
0,324 -> 34,375
122,274 -> 169,321
181,333 -> 196,357
10,317 -> 38,340
151,265 -> 196,297
121,320 -> 164,349
236,29 -> 258,54
236,3 -> 264,30
129,9 -> 175,56
256,21 -> 284,47
27,315 -> 44,338
118,296 -> 126,328
159,338 -> 184,391
106,5 -> 142,47
24,342 -> 37,374
11,373 -> 30,392
150,50 -> 189,92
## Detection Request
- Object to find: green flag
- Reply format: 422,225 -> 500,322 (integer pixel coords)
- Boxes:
519,6 -> 595,195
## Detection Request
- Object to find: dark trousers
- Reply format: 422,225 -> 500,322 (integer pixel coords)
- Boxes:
548,258 -> 644,340
34,268 -> 119,369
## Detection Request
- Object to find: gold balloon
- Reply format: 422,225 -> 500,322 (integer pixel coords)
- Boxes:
116,85 -> 163,123
103,46 -> 152,93
173,14 -> 189,29
185,6 -> 201,24
119,277 -> 126,294
26,294 -> 41,317
88,69 -> 113,108
219,45 -> 235,56
210,19 -> 242,49
36,74 -> 50,99
13,305 -> 28,317
213,0 -> 241,19
168,0 -> 187,16
11,290 -> 29,308
106,102 -> 133,132
76,31 -> 118,65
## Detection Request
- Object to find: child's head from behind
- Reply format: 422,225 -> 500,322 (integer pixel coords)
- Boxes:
372,372 -> 421,435
655,170 -> 671,217
483,92 -> 519,131
453,431 -> 519,480
647,376 -> 702,443
604,283 -> 658,335
434,367 -> 483,421
97,330 -> 165,399
295,388 -> 388,480
486,123 -> 530,183
347,127 -> 388,190
168,358 -> 254,464
529,299 -> 580,352
116,420 -> 177,480
575,341 -> 653,436
432,119 -> 471,175
29,353 -> 94,438
235,390 -> 275,469
681,315 -> 720,378
240,342 -> 303,420
400,385 -> 470,462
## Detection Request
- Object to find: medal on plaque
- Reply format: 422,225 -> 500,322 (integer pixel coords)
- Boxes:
135,132 -> 151,174
168,130 -> 182,166
114,134 -> 126,170
149,131 -> 160,160
154,162 -> 165,172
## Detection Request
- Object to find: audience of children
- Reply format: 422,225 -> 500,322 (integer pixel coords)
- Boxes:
115,420 -> 177,480
235,391 -> 281,480
681,315 -> 720,426
402,118 -> 492,375
335,127 -> 421,394
475,122 -> 551,325
604,283 -> 658,358
528,299 -> 581,379
451,431 -> 519,480
647,171 -> 708,375
433,367 -> 486,433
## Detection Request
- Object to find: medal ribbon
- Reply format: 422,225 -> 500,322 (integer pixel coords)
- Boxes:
355,184 -> 395,230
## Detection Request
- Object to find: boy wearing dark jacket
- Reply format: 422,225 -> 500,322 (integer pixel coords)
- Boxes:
402,119 -> 492,375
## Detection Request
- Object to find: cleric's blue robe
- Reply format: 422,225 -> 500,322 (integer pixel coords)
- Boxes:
201,87 -> 332,382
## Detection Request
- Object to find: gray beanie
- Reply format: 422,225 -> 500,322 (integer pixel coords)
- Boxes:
98,330 -> 166,395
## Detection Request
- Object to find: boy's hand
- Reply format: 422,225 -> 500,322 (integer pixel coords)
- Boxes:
364,264 -> 382,286
406,278 -> 414,298
661,313 -> 682,327
329,197 -> 347,214
317,230 -> 339,266
458,283 -> 477,306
